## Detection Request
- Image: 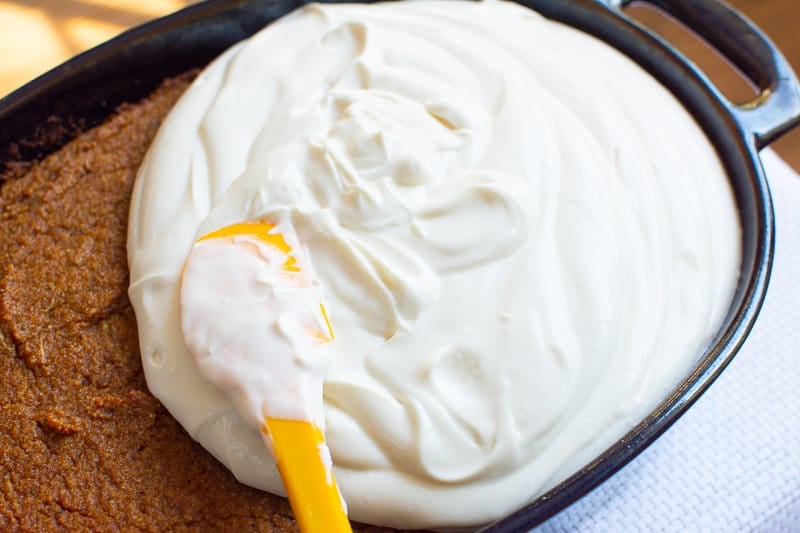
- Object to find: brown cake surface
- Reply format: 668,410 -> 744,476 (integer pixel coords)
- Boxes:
0,75 -> 399,532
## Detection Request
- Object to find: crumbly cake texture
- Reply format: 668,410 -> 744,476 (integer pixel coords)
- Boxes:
0,74 -> 401,532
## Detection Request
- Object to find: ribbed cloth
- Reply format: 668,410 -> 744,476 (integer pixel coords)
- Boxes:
537,149 -> 800,532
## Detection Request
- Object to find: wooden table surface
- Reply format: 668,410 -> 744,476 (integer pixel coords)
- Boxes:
0,0 -> 798,171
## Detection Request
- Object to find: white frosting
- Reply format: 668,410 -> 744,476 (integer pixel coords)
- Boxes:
127,0 -> 741,528
179,220 -> 332,429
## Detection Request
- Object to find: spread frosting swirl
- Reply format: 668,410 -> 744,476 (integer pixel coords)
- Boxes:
128,0 -> 741,528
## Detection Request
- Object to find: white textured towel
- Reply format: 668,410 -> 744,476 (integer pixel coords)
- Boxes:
537,149 -> 800,532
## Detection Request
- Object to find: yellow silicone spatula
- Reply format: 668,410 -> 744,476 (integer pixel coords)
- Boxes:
262,418 -> 351,532
181,221 -> 351,533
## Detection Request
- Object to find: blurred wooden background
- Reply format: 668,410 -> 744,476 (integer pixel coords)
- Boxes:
0,0 -> 797,170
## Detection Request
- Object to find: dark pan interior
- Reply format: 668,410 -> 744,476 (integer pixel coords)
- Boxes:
0,0 -> 773,530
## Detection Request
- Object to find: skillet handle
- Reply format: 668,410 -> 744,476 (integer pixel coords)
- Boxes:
599,0 -> 800,149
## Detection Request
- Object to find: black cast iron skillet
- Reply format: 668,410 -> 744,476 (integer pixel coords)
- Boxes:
1,0 -> 799,530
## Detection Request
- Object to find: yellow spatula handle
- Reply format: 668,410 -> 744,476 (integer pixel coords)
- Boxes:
263,418 -> 352,533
